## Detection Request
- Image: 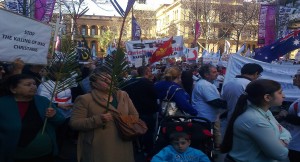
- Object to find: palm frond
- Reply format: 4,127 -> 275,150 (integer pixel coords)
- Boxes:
96,48 -> 129,93
41,38 -> 83,134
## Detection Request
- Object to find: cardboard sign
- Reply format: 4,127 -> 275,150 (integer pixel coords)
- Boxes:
0,9 -> 51,65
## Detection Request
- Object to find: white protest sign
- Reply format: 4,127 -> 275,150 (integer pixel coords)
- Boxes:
125,36 -> 184,67
183,46 -> 198,61
203,55 -> 220,66
0,9 -> 52,65
224,54 -> 300,102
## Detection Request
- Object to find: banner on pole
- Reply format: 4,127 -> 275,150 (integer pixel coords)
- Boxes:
0,9 -> 52,65
125,36 -> 184,67
258,5 -> 276,46
35,0 -> 56,23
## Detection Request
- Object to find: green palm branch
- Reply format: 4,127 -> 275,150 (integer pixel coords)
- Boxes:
92,48 -> 129,111
90,1 -> 137,123
41,37 -> 83,134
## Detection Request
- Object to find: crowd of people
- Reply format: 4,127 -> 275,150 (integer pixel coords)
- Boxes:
0,57 -> 300,162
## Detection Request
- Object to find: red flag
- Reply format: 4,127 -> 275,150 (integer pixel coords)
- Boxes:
194,20 -> 201,44
149,37 -> 173,64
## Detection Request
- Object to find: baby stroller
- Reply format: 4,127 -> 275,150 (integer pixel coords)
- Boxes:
148,116 -> 214,161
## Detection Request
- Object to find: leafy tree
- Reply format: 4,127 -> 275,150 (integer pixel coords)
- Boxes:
181,0 -> 258,52
219,0 -> 259,51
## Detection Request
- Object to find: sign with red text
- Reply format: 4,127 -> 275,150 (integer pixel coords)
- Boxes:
0,9 -> 51,65
125,36 -> 184,67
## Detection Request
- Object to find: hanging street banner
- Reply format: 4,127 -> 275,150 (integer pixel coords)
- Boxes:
258,5 -> 276,46
125,36 -> 184,67
0,9 -> 52,65
224,54 -> 300,102
35,0 -> 56,23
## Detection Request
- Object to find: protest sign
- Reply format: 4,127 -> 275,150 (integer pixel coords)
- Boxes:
0,9 -> 52,65
224,54 -> 300,101
125,36 -> 183,67
183,46 -> 198,61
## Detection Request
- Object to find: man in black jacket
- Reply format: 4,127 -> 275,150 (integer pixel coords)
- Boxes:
122,66 -> 159,155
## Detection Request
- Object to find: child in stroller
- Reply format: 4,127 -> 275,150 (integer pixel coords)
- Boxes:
151,131 -> 210,162
148,116 -> 214,161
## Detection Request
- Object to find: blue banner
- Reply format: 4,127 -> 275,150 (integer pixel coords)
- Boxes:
132,16 -> 141,40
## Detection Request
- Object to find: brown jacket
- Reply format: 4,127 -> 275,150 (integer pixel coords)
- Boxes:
70,89 -> 138,162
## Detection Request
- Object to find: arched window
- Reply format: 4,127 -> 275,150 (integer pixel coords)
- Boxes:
100,26 -> 107,35
81,25 -> 87,35
91,25 -> 97,36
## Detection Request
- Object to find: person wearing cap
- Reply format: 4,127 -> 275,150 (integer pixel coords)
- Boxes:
277,69 -> 300,162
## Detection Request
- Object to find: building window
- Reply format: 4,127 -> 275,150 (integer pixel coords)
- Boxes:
101,26 -> 107,35
91,26 -> 96,36
81,25 -> 87,35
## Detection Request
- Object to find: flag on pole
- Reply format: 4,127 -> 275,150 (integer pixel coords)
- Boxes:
194,20 -> 201,44
149,37 -> 173,64
236,44 -> 246,55
110,0 -> 135,17
35,0 -> 56,23
124,0 -> 135,17
254,30 -> 300,63
244,48 -> 252,58
132,16 -> 141,40
224,40 -> 230,54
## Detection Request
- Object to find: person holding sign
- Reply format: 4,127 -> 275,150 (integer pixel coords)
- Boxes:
0,74 -> 65,162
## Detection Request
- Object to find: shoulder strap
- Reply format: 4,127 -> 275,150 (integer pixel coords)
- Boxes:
163,85 -> 182,101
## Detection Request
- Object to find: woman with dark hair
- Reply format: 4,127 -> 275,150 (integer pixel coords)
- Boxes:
221,79 -> 290,162
0,74 -> 65,162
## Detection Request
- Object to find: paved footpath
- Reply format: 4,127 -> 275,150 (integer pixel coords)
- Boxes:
55,139 -> 147,162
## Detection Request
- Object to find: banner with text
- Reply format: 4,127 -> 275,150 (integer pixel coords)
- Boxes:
125,36 -> 184,67
0,9 -> 52,65
223,54 -> 300,102
258,5 -> 276,46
